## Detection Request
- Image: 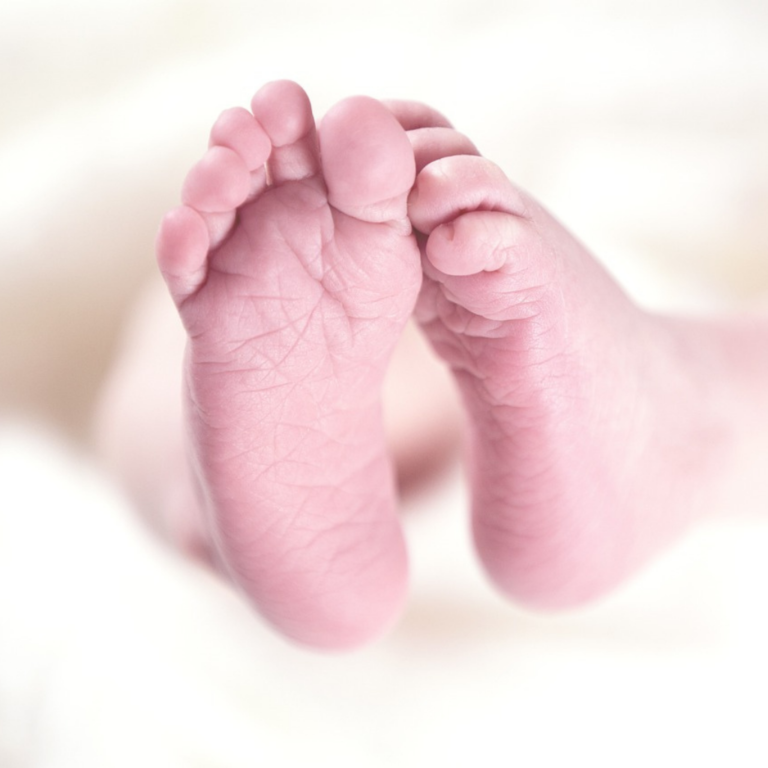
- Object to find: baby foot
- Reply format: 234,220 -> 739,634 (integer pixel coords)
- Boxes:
156,82 -> 421,648
404,123 -> 711,609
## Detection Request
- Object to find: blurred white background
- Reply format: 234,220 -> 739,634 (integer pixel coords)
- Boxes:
2,0 -> 768,765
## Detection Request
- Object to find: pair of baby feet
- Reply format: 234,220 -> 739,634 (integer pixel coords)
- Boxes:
157,81 -> 700,649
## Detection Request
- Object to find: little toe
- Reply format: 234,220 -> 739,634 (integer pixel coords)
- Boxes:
250,80 -> 319,184
409,155 -> 528,234
181,146 -> 251,213
156,206 -> 210,303
319,96 -> 415,223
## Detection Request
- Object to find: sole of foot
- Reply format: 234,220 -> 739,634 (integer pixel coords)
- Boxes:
156,81 -> 424,649
394,113 -> 709,610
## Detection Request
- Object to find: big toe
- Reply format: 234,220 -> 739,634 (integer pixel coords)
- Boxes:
319,96 -> 415,223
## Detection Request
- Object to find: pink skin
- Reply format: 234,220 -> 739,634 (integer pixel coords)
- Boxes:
409,153 -> 687,605
157,82 -> 421,648
398,108 -> 768,608
156,81 -> 768,648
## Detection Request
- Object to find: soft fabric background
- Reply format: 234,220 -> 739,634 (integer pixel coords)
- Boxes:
2,1 -> 768,765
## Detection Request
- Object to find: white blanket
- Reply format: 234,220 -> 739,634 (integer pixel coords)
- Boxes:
2,1 -> 768,765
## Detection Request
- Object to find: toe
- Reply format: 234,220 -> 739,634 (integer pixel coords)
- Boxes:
409,155 -> 528,234
251,80 -> 319,184
156,206 -> 210,303
426,211 -> 527,276
319,96 -> 415,223
408,126 -> 479,172
382,99 -> 453,130
209,107 -> 271,171
181,146 -> 251,213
